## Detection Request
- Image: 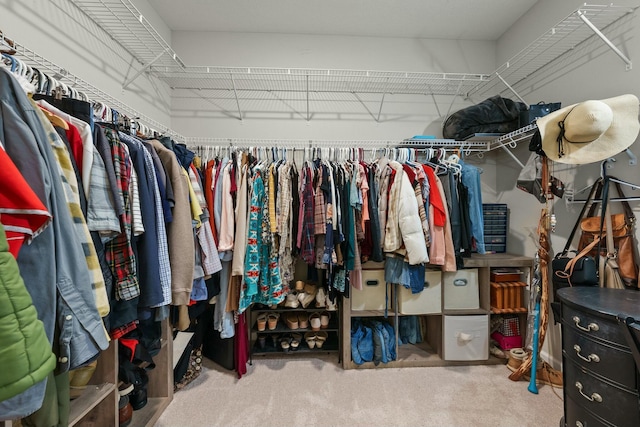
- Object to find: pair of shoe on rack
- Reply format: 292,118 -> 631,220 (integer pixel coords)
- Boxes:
259,334 -> 280,349
506,347 -> 563,388
256,312 -> 280,331
304,331 -> 328,349
280,333 -> 302,353
287,282 -> 318,308
285,312 -> 309,330
309,311 -> 331,331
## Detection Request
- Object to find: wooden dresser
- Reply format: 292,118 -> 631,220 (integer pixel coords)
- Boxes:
556,287 -> 640,427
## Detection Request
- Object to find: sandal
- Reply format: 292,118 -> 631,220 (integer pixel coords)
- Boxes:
285,313 -> 299,330
304,332 -> 317,349
267,313 -> 280,330
315,331 -> 328,349
256,313 -> 267,331
320,311 -> 331,329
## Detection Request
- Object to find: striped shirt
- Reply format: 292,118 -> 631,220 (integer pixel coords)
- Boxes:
34,105 -> 110,316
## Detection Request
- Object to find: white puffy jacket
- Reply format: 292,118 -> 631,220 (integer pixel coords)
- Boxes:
383,161 -> 429,265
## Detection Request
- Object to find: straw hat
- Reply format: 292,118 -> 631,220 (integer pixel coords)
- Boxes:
538,94 -> 639,164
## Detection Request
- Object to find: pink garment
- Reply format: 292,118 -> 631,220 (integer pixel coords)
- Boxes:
427,204 -> 445,265
218,164 -> 235,251
359,163 -> 370,229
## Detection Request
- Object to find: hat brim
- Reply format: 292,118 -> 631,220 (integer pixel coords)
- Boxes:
538,94 -> 639,164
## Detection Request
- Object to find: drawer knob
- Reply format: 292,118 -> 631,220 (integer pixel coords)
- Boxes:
575,381 -> 603,403
573,316 -> 599,332
573,345 -> 600,363
576,422 -> 584,427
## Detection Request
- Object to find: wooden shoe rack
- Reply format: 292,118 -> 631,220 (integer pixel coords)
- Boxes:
249,305 -> 341,358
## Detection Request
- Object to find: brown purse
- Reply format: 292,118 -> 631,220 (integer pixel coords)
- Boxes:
578,178 -> 639,288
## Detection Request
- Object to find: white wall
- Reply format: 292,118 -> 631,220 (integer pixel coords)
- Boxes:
170,32 -> 496,140
496,0 -> 640,368
0,0 -> 173,129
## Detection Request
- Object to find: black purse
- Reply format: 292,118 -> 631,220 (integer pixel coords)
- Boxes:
551,181 -> 601,298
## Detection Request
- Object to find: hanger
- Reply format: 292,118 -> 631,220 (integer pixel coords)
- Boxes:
38,105 -> 69,130
568,158 -> 640,204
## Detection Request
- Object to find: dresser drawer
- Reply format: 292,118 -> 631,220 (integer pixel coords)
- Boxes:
565,395 -> 616,427
565,360 -> 640,427
563,326 -> 637,390
563,305 -> 627,348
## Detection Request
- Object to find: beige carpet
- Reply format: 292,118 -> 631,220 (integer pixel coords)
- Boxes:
155,356 -> 563,427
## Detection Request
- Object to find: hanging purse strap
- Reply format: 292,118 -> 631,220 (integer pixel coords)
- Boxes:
560,178 -> 603,254
586,177 -> 635,222
557,236 -> 602,286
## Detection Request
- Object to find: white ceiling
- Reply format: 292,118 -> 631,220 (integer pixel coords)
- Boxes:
147,0 -> 539,40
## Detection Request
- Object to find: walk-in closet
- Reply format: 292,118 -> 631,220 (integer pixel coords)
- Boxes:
2,1 -> 640,426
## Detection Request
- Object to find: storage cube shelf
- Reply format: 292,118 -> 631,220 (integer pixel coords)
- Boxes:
397,270 -> 442,315
342,253 -> 534,369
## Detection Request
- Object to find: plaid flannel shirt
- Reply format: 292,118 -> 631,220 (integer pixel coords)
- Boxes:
104,128 -> 140,301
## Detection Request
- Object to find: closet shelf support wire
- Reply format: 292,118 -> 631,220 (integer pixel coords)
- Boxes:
1,33 -> 185,143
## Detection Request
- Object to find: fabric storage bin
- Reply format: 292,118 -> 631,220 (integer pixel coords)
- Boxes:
351,269 -> 387,311
397,270 -> 441,314
443,315 -> 489,361
443,269 -> 479,310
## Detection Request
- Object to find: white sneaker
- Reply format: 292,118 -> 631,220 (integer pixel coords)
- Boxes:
285,292 -> 300,308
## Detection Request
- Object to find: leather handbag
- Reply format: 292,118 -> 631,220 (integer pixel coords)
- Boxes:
552,181 -> 601,297
552,238 -> 600,291
578,178 -> 639,288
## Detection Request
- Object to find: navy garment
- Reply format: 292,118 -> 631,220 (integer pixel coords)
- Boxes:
120,133 -> 163,308
173,142 -> 195,170
94,125 -> 125,217
143,141 -> 173,224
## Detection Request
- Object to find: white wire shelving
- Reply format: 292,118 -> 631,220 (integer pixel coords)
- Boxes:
66,0 -> 185,88
467,3 -> 637,102
6,1 -> 637,155
1,34 -> 185,142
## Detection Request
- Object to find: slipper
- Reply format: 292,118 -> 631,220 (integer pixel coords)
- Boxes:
267,313 -> 280,330
256,313 -> 267,331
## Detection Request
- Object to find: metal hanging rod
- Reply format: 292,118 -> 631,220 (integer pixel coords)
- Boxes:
1,33 -> 185,142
